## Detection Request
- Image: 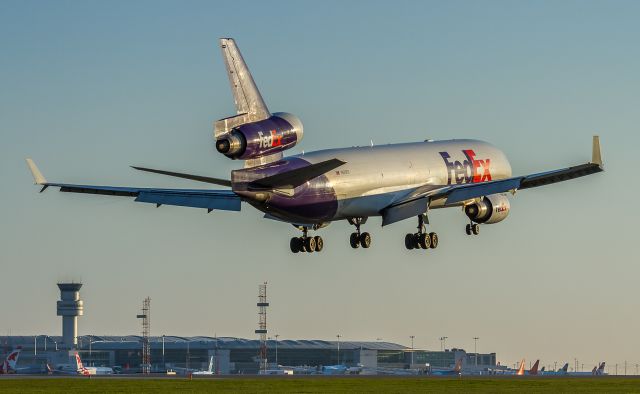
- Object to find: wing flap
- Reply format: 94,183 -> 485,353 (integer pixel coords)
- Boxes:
381,197 -> 429,226
136,190 -> 240,211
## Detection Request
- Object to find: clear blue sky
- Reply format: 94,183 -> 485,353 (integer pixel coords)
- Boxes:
1,0 -> 638,369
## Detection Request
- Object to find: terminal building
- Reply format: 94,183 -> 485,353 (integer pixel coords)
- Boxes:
0,282 -> 499,374
0,335 -> 497,374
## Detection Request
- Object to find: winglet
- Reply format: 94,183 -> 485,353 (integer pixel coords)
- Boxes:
26,158 -> 47,185
592,135 -> 603,168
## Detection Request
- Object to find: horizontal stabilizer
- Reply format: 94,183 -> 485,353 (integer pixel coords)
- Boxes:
131,166 -> 231,187
249,158 -> 345,190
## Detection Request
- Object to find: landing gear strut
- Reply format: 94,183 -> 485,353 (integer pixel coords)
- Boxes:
405,214 -> 438,251
465,223 -> 480,236
290,227 -> 324,254
348,217 -> 371,249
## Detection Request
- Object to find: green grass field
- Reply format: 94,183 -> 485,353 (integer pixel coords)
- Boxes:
1,377 -> 639,394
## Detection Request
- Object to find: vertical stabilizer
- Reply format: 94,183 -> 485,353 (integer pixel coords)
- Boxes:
516,359 -> 525,375
529,360 -> 540,375
453,358 -> 463,373
219,38 -> 270,121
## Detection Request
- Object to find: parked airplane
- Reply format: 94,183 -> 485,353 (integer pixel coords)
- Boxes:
528,360 -> 540,376
49,353 -> 112,375
321,364 -> 363,375
592,362 -> 606,376
0,347 -> 21,374
26,38 -> 604,253
172,356 -> 216,375
431,358 -> 463,376
516,359 -> 526,376
191,356 -> 215,375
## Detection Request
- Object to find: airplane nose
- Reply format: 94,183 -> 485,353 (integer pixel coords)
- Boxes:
216,139 -> 230,154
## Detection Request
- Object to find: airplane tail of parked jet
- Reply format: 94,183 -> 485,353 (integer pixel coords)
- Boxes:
529,360 -> 540,375
516,359 -> 526,376
453,357 -> 463,373
560,363 -> 569,373
74,353 -> 90,376
595,362 -> 606,375
0,347 -> 21,374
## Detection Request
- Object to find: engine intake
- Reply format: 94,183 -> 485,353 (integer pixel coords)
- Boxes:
464,194 -> 510,224
215,112 -> 303,160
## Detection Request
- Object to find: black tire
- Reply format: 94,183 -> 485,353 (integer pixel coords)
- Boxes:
350,232 -> 360,249
405,234 -> 415,250
299,237 -> 307,252
418,233 -> 431,249
413,233 -> 421,249
290,237 -> 301,253
360,232 -> 372,248
472,224 -> 480,235
305,236 -> 316,253
429,232 -> 438,249
465,224 -> 472,235
314,236 -> 324,252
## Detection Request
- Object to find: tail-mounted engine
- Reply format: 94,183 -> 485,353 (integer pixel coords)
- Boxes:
214,112 -> 303,160
464,194 -> 510,224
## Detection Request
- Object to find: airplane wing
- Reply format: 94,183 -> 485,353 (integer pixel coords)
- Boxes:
381,136 -> 603,225
26,160 -> 241,212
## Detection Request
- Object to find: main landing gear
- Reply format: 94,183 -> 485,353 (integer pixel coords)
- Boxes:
465,222 -> 480,236
405,214 -> 438,251
290,227 -> 324,254
348,217 -> 371,249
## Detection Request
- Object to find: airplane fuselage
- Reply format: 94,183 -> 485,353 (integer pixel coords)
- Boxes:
232,139 -> 512,224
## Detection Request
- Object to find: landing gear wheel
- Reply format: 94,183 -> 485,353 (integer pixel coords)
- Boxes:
418,233 -> 431,249
465,224 -> 472,235
429,232 -> 438,249
299,237 -> 307,252
314,236 -> 324,252
350,232 -> 360,249
405,234 -> 415,250
472,224 -> 480,235
305,236 -> 316,253
290,237 -> 302,253
413,233 -> 421,249
360,232 -> 372,248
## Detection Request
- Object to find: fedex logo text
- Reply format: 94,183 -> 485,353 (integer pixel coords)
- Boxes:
258,130 -> 283,149
439,150 -> 492,185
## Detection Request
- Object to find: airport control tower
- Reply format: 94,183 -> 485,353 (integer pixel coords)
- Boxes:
56,283 -> 84,349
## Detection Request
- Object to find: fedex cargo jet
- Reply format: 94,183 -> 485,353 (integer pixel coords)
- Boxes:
26,38 -> 603,253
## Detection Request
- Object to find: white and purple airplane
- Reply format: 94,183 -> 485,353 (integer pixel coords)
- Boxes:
27,38 -> 603,253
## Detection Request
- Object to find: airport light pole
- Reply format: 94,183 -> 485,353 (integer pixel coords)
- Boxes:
336,334 -> 341,365
439,336 -> 448,351
162,335 -> 165,368
410,336 -> 415,366
473,337 -> 479,367
274,334 -> 280,367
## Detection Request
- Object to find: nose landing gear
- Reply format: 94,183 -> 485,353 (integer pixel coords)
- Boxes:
405,214 -> 438,251
465,223 -> 480,236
